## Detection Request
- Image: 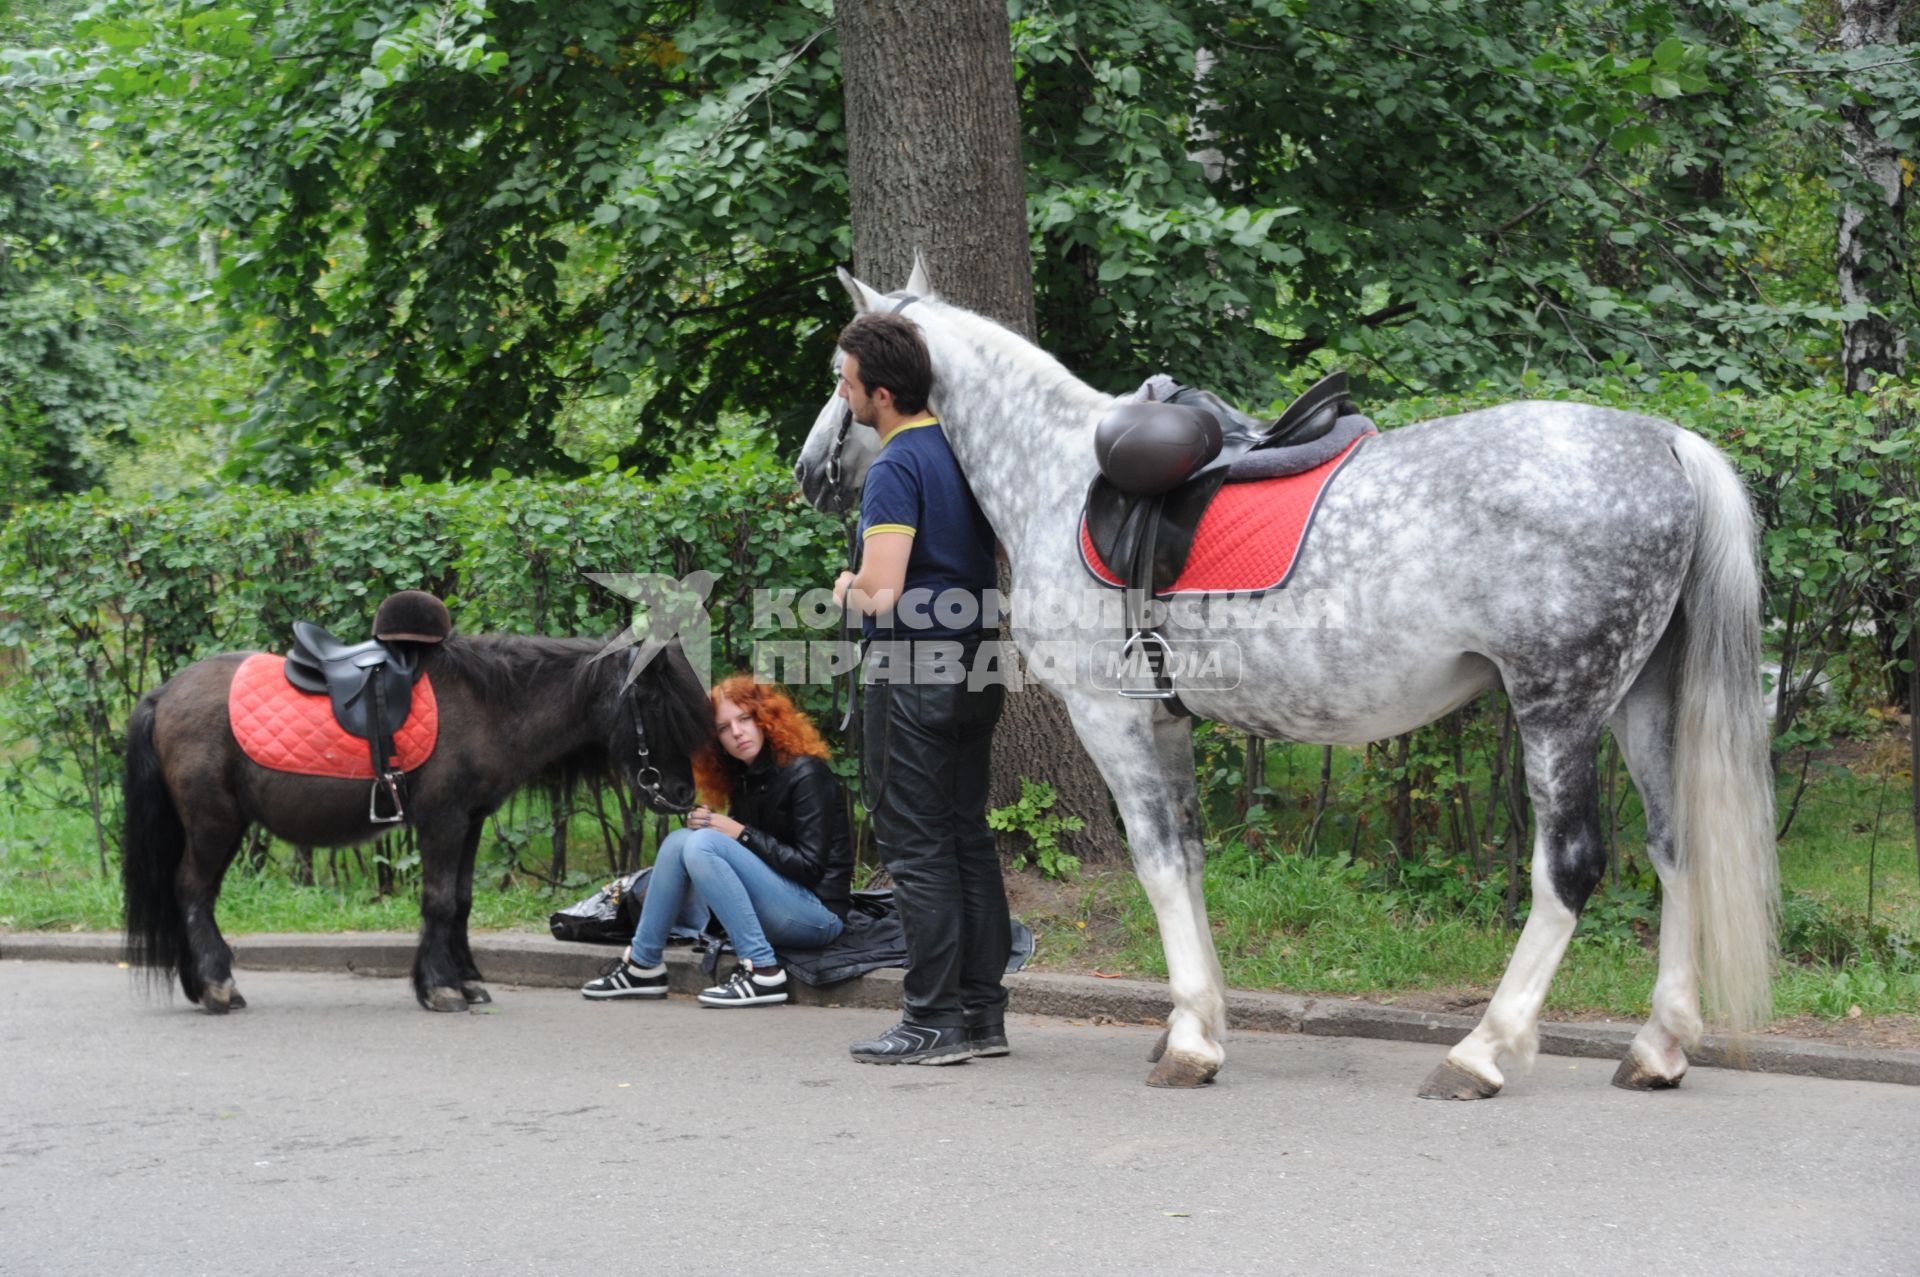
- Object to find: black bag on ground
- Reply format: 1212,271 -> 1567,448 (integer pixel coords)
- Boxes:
548,868 -> 713,946
547,869 -> 647,945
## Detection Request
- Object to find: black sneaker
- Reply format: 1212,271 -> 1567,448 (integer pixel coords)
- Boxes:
581,957 -> 668,1000
696,964 -> 788,1007
967,1022 -> 1010,1058
849,1022 -> 971,1066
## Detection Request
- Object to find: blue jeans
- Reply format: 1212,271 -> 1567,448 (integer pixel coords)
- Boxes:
630,827 -> 844,969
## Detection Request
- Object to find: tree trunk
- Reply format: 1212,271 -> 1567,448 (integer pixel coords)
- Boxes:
1835,0 -> 1912,394
838,0 -> 1034,332
837,0 -> 1127,864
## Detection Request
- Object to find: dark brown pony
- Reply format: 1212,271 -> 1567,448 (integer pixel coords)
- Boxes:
122,634 -> 711,1013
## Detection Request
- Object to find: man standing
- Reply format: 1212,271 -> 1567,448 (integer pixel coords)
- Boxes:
830,311 -> 1010,1066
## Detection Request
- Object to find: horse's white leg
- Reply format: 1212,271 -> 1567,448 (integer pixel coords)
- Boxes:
1143,711 -> 1226,1065
1063,693 -> 1226,1086
1421,728 -> 1607,1100
1608,639 -> 1700,1089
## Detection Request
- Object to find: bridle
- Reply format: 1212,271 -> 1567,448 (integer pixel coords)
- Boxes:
623,652 -> 695,815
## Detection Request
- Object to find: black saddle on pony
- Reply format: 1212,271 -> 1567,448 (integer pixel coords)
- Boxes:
282,590 -> 450,822
284,621 -> 422,740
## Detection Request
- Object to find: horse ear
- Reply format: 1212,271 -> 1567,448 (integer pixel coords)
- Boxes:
837,266 -> 886,314
905,249 -> 934,297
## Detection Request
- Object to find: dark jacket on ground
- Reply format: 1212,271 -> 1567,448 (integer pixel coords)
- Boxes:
728,751 -> 854,919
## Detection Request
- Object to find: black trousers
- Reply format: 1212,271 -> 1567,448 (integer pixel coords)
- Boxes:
863,638 -> 1009,1029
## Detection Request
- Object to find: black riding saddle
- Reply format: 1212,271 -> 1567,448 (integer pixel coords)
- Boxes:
283,620 -> 426,821
1082,372 -> 1374,601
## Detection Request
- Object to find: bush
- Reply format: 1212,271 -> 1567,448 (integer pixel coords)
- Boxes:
0,434 -> 844,864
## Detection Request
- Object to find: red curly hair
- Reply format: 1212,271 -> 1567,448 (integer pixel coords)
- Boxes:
692,674 -> 833,810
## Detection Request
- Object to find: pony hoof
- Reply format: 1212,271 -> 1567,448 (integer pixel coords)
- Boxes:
1148,1029 -> 1169,1063
200,980 -> 240,1015
1612,1055 -> 1683,1091
425,986 -> 471,1013
1418,1060 -> 1502,1100
462,983 -> 493,1005
1145,1051 -> 1219,1088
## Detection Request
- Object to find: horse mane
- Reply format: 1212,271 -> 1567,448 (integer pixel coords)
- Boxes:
427,632 -> 713,795
916,296 -> 1110,419
428,633 -> 609,708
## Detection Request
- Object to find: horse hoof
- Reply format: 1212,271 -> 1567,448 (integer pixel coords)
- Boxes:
462,983 -> 492,1005
1145,1050 -> 1219,1088
201,980 -> 240,1015
425,986 -> 471,1013
1417,1060 -> 1502,1100
1612,1055 -> 1683,1091
1147,1028 -> 1169,1063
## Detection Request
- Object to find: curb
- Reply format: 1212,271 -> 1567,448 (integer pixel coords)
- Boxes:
8,929 -> 1918,1088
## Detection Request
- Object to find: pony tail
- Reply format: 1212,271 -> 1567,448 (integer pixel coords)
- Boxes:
122,692 -> 193,1000
1669,429 -> 1779,1033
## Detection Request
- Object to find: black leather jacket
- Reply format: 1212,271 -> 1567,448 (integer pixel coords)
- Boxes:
730,751 -> 854,919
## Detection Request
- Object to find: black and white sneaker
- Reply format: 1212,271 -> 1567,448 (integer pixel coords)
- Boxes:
849,1021 -> 971,1066
581,957 -> 669,1000
696,964 -> 788,1007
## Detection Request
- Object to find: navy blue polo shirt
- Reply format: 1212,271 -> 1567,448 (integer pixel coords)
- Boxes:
857,417 -> 997,639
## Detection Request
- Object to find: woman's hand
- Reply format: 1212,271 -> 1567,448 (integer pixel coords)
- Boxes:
686,806 -> 745,841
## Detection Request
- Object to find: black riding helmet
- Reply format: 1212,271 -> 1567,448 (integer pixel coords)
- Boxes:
373,590 -> 453,644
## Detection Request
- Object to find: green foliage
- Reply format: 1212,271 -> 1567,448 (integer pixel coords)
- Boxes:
0,137 -> 149,507
8,0 -> 1911,489
989,778 -> 1085,880
0,438 -> 844,862
12,0 -> 852,485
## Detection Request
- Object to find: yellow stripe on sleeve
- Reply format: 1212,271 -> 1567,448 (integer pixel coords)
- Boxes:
863,523 -> 916,538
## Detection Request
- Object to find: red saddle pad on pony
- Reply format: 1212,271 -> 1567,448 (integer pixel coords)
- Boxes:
228,652 -> 439,779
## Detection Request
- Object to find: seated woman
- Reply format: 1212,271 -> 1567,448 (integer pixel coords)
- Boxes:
582,674 -> 852,1007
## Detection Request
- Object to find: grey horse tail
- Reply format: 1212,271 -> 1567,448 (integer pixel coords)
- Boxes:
1670,428 -> 1779,1033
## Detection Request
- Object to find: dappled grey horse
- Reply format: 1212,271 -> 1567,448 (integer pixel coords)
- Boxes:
796,260 -> 1777,1096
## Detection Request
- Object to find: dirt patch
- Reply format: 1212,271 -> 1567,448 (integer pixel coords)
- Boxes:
1006,866 -> 1136,972
1003,865 -> 1095,922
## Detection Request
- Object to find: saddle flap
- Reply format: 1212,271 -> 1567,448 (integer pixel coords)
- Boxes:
283,620 -> 419,743
1082,470 -> 1229,598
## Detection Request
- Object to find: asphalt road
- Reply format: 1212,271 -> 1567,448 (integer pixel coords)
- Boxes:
3,961 -> 1915,1277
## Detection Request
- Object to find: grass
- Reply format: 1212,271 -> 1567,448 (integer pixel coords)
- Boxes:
1019,738 -> 1920,1025
5,710 -> 1917,1026
0,749 -> 641,936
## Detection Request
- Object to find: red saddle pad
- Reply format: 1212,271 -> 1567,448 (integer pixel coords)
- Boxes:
1079,432 -> 1372,596
228,652 -> 439,780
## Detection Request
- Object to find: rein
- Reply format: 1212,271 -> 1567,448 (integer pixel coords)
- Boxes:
624,652 -> 694,815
